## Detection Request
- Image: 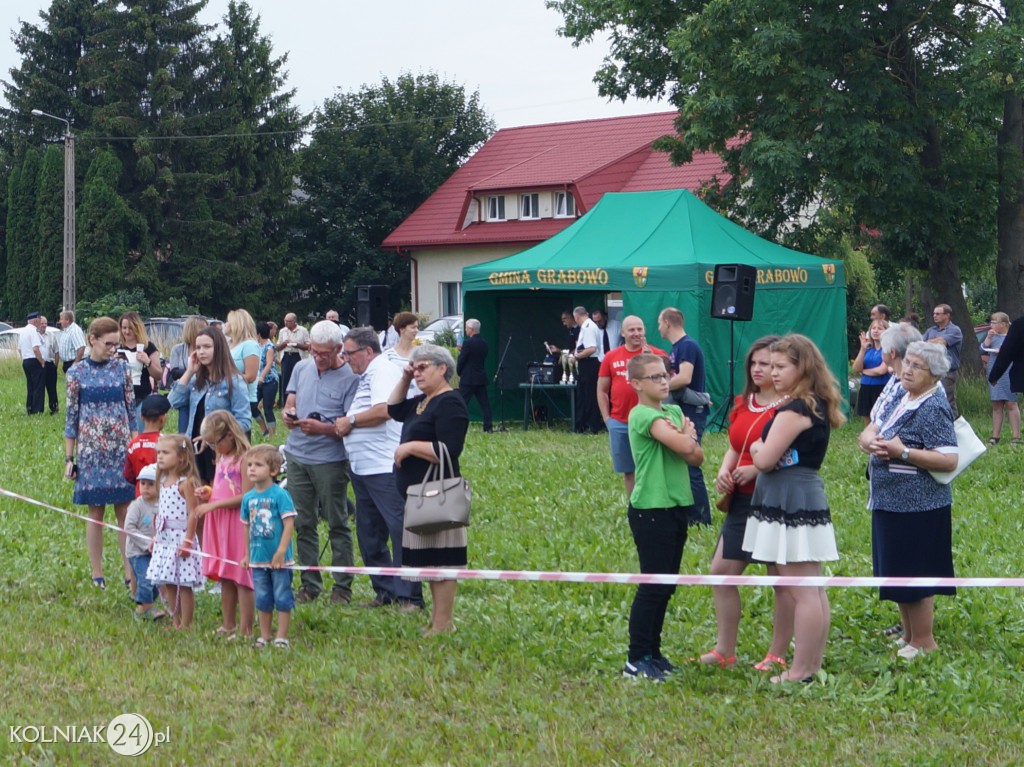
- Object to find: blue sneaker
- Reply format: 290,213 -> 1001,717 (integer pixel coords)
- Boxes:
650,656 -> 676,675
622,657 -> 666,681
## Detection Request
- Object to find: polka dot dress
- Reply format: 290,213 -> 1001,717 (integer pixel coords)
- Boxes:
147,478 -> 204,588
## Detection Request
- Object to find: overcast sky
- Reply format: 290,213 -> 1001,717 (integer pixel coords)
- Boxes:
1,0 -> 672,128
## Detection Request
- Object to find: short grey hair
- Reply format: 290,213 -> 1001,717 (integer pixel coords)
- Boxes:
466,318 -> 480,332
310,320 -> 343,346
904,340 -> 951,378
880,322 -> 922,357
573,305 -> 588,318
345,326 -> 381,354
61,309 -> 75,322
411,344 -> 456,382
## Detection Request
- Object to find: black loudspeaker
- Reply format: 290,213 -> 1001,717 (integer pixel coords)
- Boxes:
710,264 -> 757,321
355,285 -> 389,330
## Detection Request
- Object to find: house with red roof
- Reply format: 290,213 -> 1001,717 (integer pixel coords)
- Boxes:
382,111 -> 727,319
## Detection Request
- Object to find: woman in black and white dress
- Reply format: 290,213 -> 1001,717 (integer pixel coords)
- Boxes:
388,344 -> 469,636
742,335 -> 846,683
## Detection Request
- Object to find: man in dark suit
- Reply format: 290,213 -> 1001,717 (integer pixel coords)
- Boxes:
989,314 -> 1024,393
457,318 -> 493,432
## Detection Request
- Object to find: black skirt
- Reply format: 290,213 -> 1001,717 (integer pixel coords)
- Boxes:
719,492 -> 754,563
872,505 -> 956,603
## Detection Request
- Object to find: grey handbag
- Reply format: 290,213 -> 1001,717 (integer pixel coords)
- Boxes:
404,442 -> 472,535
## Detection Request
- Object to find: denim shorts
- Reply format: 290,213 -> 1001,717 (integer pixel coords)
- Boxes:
129,555 -> 157,605
607,418 -> 635,474
252,567 -> 295,613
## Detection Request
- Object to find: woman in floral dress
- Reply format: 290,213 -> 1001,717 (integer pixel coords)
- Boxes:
64,316 -> 137,589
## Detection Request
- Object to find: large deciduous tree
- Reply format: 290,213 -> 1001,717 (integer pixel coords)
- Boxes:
296,73 -> 494,320
550,0 -> 1024,372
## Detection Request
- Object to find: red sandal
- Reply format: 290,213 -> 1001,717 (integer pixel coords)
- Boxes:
754,654 -> 787,672
691,649 -> 737,667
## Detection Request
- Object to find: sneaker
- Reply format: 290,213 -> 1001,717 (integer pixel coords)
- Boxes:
295,588 -> 318,604
622,657 -> 666,682
650,656 -> 677,675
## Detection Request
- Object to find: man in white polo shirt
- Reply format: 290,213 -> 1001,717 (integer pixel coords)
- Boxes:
20,311 -> 46,415
335,326 -> 423,611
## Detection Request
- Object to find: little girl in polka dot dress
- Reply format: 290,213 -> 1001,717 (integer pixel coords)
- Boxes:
147,434 -> 204,629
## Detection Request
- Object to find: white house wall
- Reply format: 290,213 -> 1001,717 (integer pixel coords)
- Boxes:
412,245 -> 525,318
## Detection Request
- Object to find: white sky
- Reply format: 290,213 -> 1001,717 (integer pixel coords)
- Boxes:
1,0 -> 671,128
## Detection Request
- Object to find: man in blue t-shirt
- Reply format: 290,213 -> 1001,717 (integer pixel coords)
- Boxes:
658,307 -> 711,525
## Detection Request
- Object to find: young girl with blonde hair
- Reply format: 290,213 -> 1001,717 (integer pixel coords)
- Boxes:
195,411 -> 255,638
147,434 -> 204,629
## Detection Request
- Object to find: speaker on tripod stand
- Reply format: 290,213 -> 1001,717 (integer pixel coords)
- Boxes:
708,264 -> 757,430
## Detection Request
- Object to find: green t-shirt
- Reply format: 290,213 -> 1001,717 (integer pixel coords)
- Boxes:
628,402 -> 695,509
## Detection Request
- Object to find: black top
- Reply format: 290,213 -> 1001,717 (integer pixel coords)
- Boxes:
989,315 -> 1024,393
456,334 -> 489,386
388,390 -> 469,496
130,341 -> 160,402
761,397 -> 830,470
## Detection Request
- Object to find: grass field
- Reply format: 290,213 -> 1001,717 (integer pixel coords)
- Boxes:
0,357 -> 1022,766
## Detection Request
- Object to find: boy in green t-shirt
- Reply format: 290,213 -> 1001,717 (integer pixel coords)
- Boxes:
622,353 -> 703,681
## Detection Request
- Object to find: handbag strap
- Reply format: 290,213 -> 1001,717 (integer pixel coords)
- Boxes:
433,441 -> 456,480
409,442 -> 457,498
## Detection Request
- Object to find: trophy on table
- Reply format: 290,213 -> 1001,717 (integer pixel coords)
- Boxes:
560,350 -> 570,384
567,354 -> 577,385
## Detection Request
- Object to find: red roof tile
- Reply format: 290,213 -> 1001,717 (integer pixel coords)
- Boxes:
383,111 -> 727,250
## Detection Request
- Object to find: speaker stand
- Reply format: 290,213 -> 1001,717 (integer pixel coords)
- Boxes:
709,319 -> 738,432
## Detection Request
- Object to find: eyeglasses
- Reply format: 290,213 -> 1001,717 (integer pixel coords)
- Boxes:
635,373 -> 670,383
904,361 -> 932,373
310,348 -> 336,359
341,347 -> 367,358
412,362 -> 434,373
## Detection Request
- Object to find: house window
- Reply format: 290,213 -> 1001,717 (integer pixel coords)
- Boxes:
520,193 -> 540,220
440,282 -> 462,316
486,196 -> 506,221
554,191 -> 576,218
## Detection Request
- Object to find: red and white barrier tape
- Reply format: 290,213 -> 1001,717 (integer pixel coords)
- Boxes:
4,486 -> 1023,588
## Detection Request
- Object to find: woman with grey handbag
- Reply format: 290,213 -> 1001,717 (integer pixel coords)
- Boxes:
388,344 -> 469,636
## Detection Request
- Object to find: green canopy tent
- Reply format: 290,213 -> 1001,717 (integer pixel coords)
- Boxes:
461,189 -> 846,426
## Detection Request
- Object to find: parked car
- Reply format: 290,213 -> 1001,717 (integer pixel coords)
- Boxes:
416,315 -> 463,344
144,316 -> 220,353
0,321 -> 12,333
0,326 -> 60,359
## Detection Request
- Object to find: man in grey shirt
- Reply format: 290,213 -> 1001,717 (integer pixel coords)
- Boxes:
283,320 -> 358,604
922,303 -> 963,418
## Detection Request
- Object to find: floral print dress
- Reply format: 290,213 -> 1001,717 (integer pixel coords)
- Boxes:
64,357 -> 136,506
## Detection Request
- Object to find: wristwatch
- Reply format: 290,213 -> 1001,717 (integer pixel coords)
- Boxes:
348,414 -> 357,427
899,448 -> 911,461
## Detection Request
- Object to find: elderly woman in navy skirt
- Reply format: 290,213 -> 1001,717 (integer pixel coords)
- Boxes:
861,341 -> 958,659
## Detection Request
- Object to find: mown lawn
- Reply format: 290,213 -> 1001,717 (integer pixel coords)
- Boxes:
0,358 -> 1021,766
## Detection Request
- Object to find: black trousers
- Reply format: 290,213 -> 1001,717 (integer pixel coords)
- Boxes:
279,353 -> 300,406
44,361 -> 58,413
627,505 -> 689,661
459,383 -> 493,430
574,356 -> 602,433
23,359 -> 45,414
